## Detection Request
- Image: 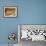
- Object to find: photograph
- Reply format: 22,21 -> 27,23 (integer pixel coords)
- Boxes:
4,6 -> 17,17
18,25 -> 46,41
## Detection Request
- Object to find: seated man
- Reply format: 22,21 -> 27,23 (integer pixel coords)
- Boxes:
21,30 -> 28,40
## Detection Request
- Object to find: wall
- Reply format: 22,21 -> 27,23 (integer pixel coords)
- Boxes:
0,0 -> 18,44
0,0 -> 46,44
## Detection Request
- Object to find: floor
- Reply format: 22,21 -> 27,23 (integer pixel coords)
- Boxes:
19,39 -> 46,46
0,40 -> 46,46
0,44 -> 18,46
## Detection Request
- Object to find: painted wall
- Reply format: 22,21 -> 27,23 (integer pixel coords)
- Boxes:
0,0 -> 46,44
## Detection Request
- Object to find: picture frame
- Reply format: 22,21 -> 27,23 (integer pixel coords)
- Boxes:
18,24 -> 46,42
4,6 -> 17,17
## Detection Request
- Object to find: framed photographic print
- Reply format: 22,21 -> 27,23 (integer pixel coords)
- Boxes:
18,24 -> 46,42
4,6 -> 17,17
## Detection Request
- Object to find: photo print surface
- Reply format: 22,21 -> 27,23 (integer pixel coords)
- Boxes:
4,6 -> 17,17
18,25 -> 46,41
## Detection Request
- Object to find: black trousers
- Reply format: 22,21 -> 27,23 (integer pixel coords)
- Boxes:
44,35 -> 46,40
